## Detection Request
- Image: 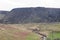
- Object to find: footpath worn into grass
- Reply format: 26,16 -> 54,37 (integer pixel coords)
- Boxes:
0,23 -> 60,40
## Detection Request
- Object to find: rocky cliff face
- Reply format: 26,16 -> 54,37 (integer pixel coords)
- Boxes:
0,7 -> 60,23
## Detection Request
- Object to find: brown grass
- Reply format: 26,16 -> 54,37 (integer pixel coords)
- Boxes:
0,23 -> 60,40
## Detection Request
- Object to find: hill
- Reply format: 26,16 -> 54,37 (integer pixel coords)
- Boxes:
0,7 -> 60,23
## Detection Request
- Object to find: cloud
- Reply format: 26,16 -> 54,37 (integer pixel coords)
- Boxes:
0,0 -> 41,11
41,0 -> 60,8
0,0 -> 60,11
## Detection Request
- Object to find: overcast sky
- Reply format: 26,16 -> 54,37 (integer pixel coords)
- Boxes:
0,0 -> 60,11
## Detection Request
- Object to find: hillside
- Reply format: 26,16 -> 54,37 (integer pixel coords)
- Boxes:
0,7 -> 60,23
0,23 -> 60,40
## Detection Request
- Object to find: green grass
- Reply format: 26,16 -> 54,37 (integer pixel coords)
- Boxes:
48,32 -> 60,40
0,23 -> 60,40
26,33 -> 39,40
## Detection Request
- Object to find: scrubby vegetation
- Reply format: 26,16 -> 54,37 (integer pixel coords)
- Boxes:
0,23 -> 60,40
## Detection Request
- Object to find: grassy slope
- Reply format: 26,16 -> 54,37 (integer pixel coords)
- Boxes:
48,32 -> 60,40
0,24 -> 40,40
0,23 -> 60,40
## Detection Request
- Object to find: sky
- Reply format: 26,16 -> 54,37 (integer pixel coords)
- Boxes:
0,0 -> 60,11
